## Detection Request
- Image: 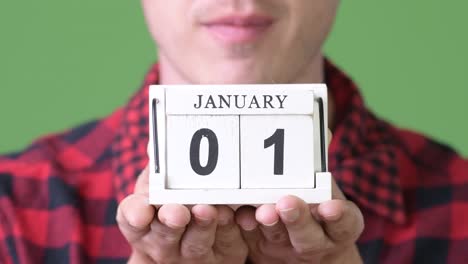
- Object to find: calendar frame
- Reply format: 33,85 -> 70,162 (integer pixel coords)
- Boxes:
148,84 -> 332,205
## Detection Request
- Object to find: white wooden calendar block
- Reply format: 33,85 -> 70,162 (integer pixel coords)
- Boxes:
166,115 -> 240,189
148,84 -> 332,205
240,115 -> 315,189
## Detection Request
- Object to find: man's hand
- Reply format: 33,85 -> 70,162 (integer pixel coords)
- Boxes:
235,180 -> 364,263
116,167 -> 248,263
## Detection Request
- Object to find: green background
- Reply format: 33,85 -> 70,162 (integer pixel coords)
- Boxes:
1,1 -> 467,156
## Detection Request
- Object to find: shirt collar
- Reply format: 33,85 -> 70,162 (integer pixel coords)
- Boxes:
111,59 -> 407,224
325,59 -> 406,224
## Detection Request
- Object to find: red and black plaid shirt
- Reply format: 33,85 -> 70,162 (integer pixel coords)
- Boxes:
1,59 -> 467,264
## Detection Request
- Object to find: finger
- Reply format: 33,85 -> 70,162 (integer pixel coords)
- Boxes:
237,205 -> 293,260
134,166 -> 150,195
318,200 -> 364,243
214,206 -> 248,259
143,204 -> 190,261
309,204 -> 321,221
116,193 -> 155,244
277,196 -> 333,256
332,177 -> 346,200
255,204 -> 289,246
236,206 -> 267,261
180,205 -> 218,259
256,204 -> 279,227
235,206 -> 259,232
235,205 -> 261,246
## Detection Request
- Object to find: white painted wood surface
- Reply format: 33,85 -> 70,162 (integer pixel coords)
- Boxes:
240,115 -> 315,189
165,85 -> 320,115
166,115 -> 240,189
149,88 -> 166,204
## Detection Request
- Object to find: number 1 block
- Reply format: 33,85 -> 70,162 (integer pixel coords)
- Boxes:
240,116 -> 315,189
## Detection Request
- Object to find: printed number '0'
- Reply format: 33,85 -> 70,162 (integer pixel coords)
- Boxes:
190,128 -> 219,176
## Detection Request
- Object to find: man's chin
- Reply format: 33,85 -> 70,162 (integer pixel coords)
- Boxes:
201,77 -> 266,85
196,68 -> 272,85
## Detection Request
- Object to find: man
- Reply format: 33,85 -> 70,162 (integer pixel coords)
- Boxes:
0,0 -> 467,263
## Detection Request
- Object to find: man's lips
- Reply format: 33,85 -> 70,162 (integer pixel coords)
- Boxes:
201,14 -> 274,44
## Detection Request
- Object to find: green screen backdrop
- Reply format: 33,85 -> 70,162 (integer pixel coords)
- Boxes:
1,1 -> 467,156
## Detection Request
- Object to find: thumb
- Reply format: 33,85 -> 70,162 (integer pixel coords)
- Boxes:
134,166 -> 150,195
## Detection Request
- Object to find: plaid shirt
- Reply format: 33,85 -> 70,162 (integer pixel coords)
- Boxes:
1,59 -> 467,264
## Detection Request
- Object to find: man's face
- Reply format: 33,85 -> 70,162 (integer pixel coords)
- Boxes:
142,0 -> 339,84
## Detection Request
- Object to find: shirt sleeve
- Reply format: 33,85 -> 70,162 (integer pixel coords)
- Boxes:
0,172 -> 15,264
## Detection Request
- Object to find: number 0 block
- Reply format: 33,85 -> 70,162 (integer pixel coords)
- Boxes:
148,84 -> 332,205
166,115 -> 240,189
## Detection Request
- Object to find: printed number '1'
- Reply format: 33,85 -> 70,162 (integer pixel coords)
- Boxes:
264,129 -> 285,175
190,128 -> 219,176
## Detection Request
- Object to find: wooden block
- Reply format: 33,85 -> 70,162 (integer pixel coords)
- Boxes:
240,115 -> 315,189
165,85 -> 318,115
166,115 -> 240,189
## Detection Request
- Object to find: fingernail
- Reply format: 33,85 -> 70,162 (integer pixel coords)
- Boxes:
320,208 -> 342,222
323,213 -> 341,221
279,208 -> 300,222
126,214 -> 141,229
241,222 -> 258,231
218,217 -> 231,226
162,218 -> 184,229
194,216 -> 213,226
263,220 -> 279,227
